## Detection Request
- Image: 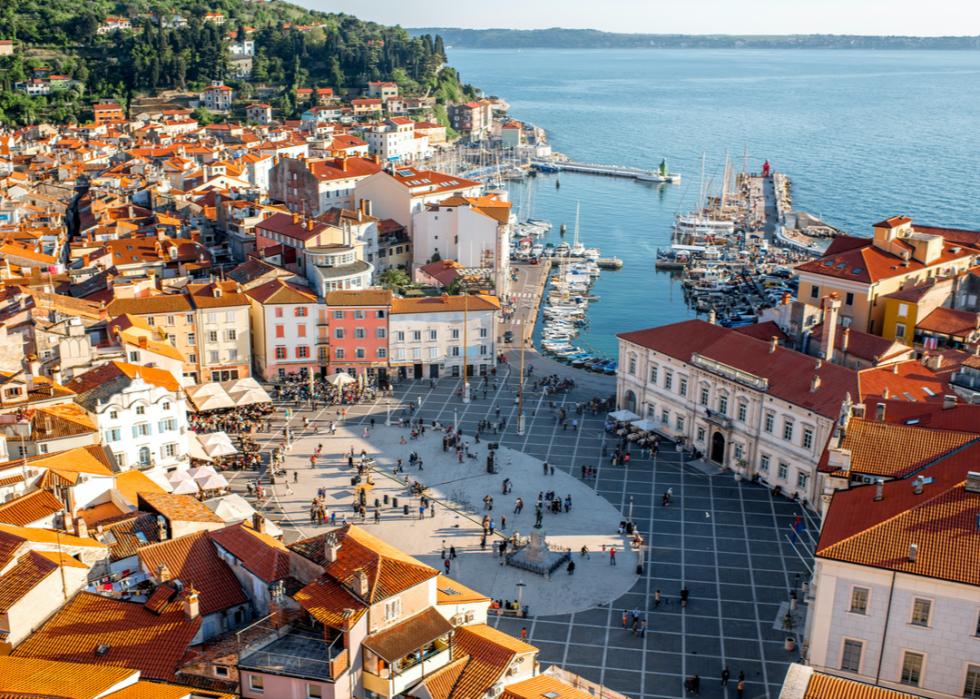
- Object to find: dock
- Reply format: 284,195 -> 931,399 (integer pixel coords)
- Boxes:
530,159 -> 680,183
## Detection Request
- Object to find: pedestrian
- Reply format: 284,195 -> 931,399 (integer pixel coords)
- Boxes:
721,667 -> 730,687
450,546 -> 457,560
655,589 -> 662,607
543,461 -> 549,475
640,617 -> 647,638
622,610 -> 628,629
738,671 -> 745,683
567,559 -> 575,575
500,515 -> 507,530
520,626 -> 528,641
736,680 -> 745,699
609,547 -> 617,566
444,558 -> 451,575
680,586 -> 689,607
374,509 -> 381,524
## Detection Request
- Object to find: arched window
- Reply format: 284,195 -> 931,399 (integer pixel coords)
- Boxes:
138,447 -> 151,466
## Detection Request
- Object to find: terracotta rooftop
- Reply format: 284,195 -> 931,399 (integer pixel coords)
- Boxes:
137,492 -> 225,525
391,294 -> 501,315
0,656 -> 135,699
817,442 -> 980,587
208,522 -> 291,584
0,551 -> 71,613
293,576 -> 367,631
501,675 -> 595,699
113,469 -> 166,508
802,669 -> 922,699
325,289 -> 392,307
362,607 -> 453,663
917,306 -> 978,337
0,489 -> 63,527
12,590 -> 201,682
857,360 -> 948,403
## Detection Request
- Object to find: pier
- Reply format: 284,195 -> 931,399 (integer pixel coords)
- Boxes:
530,159 -> 680,183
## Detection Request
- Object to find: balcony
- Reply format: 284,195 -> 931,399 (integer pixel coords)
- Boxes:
362,642 -> 451,698
239,627 -> 348,682
361,607 -> 454,697
699,405 -> 733,430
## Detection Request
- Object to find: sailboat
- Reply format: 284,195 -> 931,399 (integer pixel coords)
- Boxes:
569,203 -> 586,257
670,154 -> 735,253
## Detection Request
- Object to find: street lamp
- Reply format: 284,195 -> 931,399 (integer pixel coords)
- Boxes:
517,337 -> 528,436
462,293 -> 470,404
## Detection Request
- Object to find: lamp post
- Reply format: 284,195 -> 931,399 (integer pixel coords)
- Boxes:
462,293 -> 470,404
517,337 -> 527,436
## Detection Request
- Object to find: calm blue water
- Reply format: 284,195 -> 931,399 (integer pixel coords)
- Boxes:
448,49 -> 980,357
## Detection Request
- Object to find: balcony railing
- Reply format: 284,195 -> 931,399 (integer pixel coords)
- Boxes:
363,644 -> 451,698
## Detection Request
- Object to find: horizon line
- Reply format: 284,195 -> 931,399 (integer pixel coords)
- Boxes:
406,27 -> 980,40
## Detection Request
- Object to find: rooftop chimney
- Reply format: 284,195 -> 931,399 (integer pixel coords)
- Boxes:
907,543 -> 918,563
183,587 -> 200,620
769,336 -> 778,354
252,512 -> 266,535
292,212 -> 300,225
353,569 -> 369,598
810,375 -> 821,392
821,295 -> 841,363
707,308 -> 717,325
323,532 -> 340,563
965,471 -> 980,494
874,479 -> 884,501
892,363 -> 899,375
913,477 -> 924,495
156,562 -> 172,582
875,402 -> 886,422
841,328 -> 850,355
157,514 -> 168,541
74,516 -> 88,539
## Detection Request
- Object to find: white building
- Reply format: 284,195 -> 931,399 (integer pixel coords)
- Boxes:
202,81 -> 234,112
229,40 -> 255,57
389,294 -> 500,380
806,455 -> 980,699
616,320 -> 861,507
412,193 -> 512,295
364,118 -> 429,164
245,278 -> 321,380
355,168 -> 482,235
71,362 -> 190,484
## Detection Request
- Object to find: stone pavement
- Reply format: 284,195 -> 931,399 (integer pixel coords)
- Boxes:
255,350 -> 816,699
274,423 -> 640,616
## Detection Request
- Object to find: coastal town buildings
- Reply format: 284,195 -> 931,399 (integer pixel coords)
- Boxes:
268,156 -> 382,215
355,168 -> 482,235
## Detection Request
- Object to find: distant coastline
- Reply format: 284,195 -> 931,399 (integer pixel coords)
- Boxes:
408,28 -> 980,50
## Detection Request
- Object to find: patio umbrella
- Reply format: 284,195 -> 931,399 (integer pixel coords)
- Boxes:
609,409 -> 640,422
629,418 -> 658,432
200,432 -> 238,458
326,372 -> 355,387
171,478 -> 200,495
168,470 -> 193,485
197,473 -> 229,491
190,464 -> 219,480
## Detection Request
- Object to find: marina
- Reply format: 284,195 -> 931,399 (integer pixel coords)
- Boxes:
531,157 -> 681,183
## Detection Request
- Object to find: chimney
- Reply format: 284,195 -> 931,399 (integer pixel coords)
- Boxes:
323,532 -> 340,562
875,402 -> 886,421
841,328 -> 850,354
51,366 -> 62,386
707,308 -> 717,325
340,155 -> 348,172
943,394 -> 958,410
157,514 -> 168,541
810,375 -> 821,392
213,285 -> 222,298
365,199 -> 373,217
252,512 -> 266,534
306,218 -> 315,231
359,198 -> 367,216
882,387 -> 890,400
874,479 -> 884,501
781,292 -> 791,306
769,336 -> 778,354
156,563 -> 172,582
821,295 -> 841,363
925,354 -> 943,371
965,471 -> 980,493
183,587 -> 200,620
292,212 -> 300,225
74,516 -> 88,539
138,336 -> 148,349
907,543 -> 918,563
892,363 -> 899,375
913,477 -> 924,495
353,569 -> 369,598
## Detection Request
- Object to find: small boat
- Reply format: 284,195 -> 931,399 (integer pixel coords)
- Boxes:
597,257 -> 624,270
636,158 -> 682,184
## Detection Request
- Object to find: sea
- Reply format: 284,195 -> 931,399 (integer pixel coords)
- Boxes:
447,48 -> 980,358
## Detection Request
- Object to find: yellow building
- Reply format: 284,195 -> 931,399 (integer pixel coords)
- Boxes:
794,217 -> 976,336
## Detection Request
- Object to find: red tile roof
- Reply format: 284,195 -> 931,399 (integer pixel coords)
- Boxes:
137,531 -> 247,615
619,320 -> 859,419
861,398 -> 980,431
0,551 -> 64,613
12,590 -> 200,682
0,490 -> 63,527
817,442 -> 980,586
803,670 -> 922,699
208,523 -> 291,583
917,306 -> 978,337
293,576 -> 367,631
857,360 -> 947,403
307,156 -> 381,181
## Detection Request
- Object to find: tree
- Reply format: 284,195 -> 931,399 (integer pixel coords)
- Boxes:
379,268 -> 411,290
191,106 -> 214,125
328,55 -> 344,92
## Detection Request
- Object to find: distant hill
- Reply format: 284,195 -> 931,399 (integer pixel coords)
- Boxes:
409,28 -> 980,50
0,0 -> 475,125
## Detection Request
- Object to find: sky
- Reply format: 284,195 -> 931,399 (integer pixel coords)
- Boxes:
296,0 -> 979,36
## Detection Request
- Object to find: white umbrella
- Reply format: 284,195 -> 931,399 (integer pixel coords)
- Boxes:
168,470 -> 193,485
229,387 -> 272,406
193,392 -> 235,412
629,418 -> 658,432
200,432 -> 238,458
326,372 -> 355,387
609,409 -> 640,422
187,436 -> 214,462
197,473 -> 229,491
189,464 -> 219,480
171,478 -> 200,495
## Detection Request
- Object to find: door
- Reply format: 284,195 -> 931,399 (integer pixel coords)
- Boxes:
710,431 -> 726,464
413,364 -> 423,380
429,364 -> 439,379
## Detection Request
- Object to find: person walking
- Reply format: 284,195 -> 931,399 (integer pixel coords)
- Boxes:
721,667 -> 730,687
655,589 -> 663,608
622,610 -> 628,629
736,679 -> 745,699
520,627 -> 528,641
609,547 -> 617,566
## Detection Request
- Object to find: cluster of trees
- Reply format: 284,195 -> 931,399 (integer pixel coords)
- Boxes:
1,0 -> 462,125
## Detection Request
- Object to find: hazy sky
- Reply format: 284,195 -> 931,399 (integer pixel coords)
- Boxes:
296,0 -> 978,36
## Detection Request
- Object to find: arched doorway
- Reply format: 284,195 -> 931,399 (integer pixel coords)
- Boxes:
623,390 -> 637,414
710,431 -> 726,464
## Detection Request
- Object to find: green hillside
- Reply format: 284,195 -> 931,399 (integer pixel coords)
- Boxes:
0,0 -> 473,125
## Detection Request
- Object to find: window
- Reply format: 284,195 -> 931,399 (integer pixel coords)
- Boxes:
849,587 -> 869,615
679,377 -> 688,397
810,285 -> 819,299
355,348 -> 365,359
275,346 -> 287,360
214,666 -> 229,677
479,328 -> 488,338
228,349 -> 238,361
333,310 -> 344,319
334,328 -> 344,339
158,418 -> 177,432
429,330 -> 438,341
162,443 -> 177,458
778,462 -> 788,480
187,333 -> 196,344
128,351 -> 139,362
396,331 -> 405,341
377,348 -> 387,358
451,329 -> 459,340
451,346 -> 460,357
782,419 -> 794,441
660,409 -> 669,425
138,446 -> 151,466
413,331 -> 422,341
297,346 -> 310,359
104,428 -> 121,442
376,328 -> 386,338
376,310 -> 386,318
227,329 -> 237,341
845,292 -> 854,306
664,371 -> 673,391
275,307 -> 284,318
965,665 -> 980,699
737,401 -> 748,422
353,310 -> 365,320
147,316 -> 155,326
699,386 -> 709,406
696,427 -> 706,443
911,598 -> 931,627
384,597 -> 401,621
135,405 -> 145,416
649,366 -> 658,384
976,611 -> 980,637
295,307 -> 308,317
249,675 -> 264,692
109,410 -> 118,420
759,454 -> 770,472
335,348 -> 345,359
764,411 -> 775,433
628,355 -> 636,375
718,394 -> 729,415
208,330 -> 218,343
895,323 -> 906,339
900,651 -> 924,686
354,328 -> 366,339
676,415 -> 685,431
166,315 -> 175,326
132,423 -> 151,438
898,303 -> 908,318
797,472 -> 809,489
734,443 -> 743,460
841,639 -> 863,672
803,427 -> 814,450
209,351 -> 219,363
480,345 -> 488,355
307,685 -> 323,699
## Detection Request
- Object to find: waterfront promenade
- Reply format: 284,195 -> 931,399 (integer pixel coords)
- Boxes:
232,351 -> 815,699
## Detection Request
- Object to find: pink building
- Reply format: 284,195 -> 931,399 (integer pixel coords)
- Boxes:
325,289 -> 392,383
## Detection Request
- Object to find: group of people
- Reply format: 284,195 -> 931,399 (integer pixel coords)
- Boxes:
272,373 -> 384,408
685,668 -> 746,698
188,402 -> 274,435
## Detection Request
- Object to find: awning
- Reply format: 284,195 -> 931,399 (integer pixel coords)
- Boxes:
172,478 -> 200,495
609,409 -> 640,422
187,436 -> 214,462
326,373 -> 355,387
362,607 -> 453,663
629,418 -> 658,432
200,432 -> 238,458
197,473 -> 229,490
